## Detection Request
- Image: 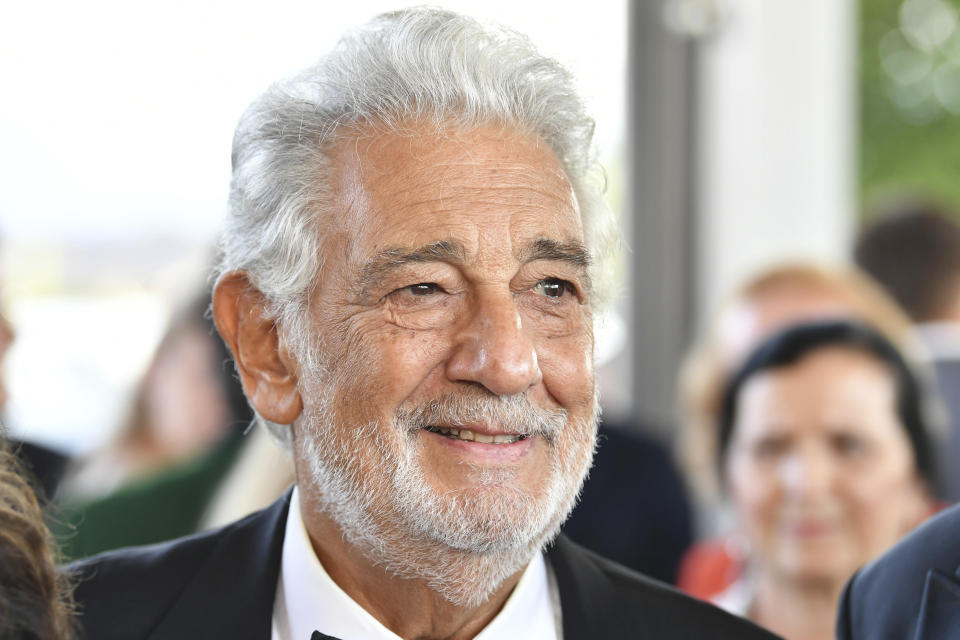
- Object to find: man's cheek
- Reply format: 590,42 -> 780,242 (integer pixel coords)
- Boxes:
348,329 -> 450,400
539,340 -> 594,405
397,329 -> 453,374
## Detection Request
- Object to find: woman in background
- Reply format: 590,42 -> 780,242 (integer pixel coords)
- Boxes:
52,292 -> 260,560
678,262 -> 919,510
714,320 -> 935,639
62,293 -> 242,498
0,436 -> 74,639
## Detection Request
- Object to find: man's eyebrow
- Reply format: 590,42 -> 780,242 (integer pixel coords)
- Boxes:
519,238 -> 591,268
356,240 -> 467,297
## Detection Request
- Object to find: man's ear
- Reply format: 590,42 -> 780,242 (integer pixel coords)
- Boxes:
212,272 -> 303,425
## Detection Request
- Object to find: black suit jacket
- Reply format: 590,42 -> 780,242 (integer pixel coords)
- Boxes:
836,503 -> 960,639
561,423 -> 693,583
69,492 -> 779,639
932,358 -> 960,501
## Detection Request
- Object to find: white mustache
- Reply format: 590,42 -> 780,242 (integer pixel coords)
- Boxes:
396,391 -> 567,443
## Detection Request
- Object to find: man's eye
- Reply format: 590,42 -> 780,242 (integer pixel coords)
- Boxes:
534,278 -> 574,298
406,283 -> 440,296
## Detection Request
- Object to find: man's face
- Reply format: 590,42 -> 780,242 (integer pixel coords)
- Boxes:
291,123 -> 597,571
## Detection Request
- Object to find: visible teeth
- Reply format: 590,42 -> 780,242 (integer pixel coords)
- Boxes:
426,426 -> 523,444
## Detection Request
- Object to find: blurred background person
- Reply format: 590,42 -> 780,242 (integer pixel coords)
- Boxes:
52,291 -> 292,560
675,261 -> 932,599
0,434 -> 74,639
854,199 -> 960,501
678,262 -> 919,521
0,235 -> 71,503
710,320 -> 935,639
60,293 -> 243,499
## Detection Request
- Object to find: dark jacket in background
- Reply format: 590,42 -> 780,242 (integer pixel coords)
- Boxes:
562,422 -> 693,583
932,358 -> 960,500
836,502 -> 960,639
9,438 -> 70,502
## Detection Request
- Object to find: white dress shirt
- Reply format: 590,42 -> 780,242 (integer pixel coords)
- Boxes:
271,487 -> 562,640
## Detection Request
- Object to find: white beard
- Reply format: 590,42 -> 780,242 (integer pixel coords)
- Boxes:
295,381 -> 597,607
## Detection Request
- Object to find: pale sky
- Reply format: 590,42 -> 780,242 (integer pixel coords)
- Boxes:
0,1 -> 626,242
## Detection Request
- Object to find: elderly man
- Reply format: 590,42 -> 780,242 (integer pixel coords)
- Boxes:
69,9 -> 778,639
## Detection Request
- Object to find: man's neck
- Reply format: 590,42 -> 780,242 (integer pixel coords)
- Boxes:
299,490 -> 526,640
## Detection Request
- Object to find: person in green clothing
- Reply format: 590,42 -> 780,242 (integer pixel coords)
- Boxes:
52,291 -> 254,559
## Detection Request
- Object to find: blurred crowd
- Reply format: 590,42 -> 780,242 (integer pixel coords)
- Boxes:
3,197 -> 960,638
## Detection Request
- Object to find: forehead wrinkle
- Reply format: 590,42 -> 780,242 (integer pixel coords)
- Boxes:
394,182 -> 577,225
373,170 -> 576,225
436,162 -> 570,188
440,183 -> 573,205
432,144 -> 572,195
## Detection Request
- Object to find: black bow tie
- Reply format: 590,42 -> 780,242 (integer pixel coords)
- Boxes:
311,632 -> 342,640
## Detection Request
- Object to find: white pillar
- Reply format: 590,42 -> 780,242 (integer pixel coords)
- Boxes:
695,0 -> 857,325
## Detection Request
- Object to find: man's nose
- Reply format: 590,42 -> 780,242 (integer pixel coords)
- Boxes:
445,288 -> 542,396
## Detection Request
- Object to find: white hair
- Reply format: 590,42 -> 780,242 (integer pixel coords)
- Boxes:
214,7 -> 617,442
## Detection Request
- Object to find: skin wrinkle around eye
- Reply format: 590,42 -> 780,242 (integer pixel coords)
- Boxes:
356,240 -> 468,301
355,236 -> 591,302
379,283 -> 586,336
348,234 -> 591,339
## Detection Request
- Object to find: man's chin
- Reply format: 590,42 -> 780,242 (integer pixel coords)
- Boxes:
400,478 -> 574,555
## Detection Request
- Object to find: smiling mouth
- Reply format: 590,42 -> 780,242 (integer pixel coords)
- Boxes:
424,426 -> 528,444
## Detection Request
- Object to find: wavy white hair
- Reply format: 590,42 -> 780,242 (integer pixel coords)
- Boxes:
214,7 -> 617,444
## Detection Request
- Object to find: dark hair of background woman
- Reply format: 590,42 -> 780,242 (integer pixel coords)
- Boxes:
716,319 -> 936,490
0,436 -> 75,639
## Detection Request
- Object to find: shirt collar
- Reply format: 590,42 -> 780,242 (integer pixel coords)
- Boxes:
273,486 -> 560,640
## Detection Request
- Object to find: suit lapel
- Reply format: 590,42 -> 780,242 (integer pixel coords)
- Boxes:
546,535 -> 630,638
914,566 -> 960,640
147,490 -> 292,640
